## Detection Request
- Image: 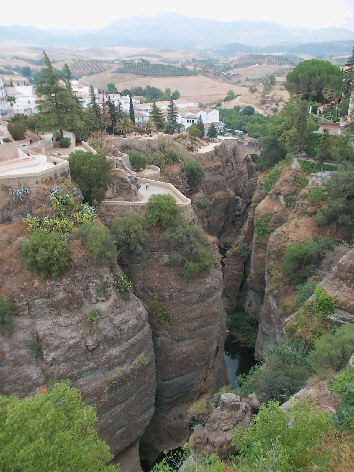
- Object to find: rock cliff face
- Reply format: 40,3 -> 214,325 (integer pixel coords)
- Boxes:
124,228 -> 227,452
0,181 -> 156,459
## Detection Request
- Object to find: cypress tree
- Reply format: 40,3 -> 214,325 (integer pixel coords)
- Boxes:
150,101 -> 165,131
207,122 -> 218,139
129,95 -> 135,125
196,116 -> 205,137
165,97 -> 178,134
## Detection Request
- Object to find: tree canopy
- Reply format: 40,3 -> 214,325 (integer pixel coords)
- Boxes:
36,52 -> 83,138
0,381 -> 118,471
285,59 -> 345,104
69,151 -> 112,204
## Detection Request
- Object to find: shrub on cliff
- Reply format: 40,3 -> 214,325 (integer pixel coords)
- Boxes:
182,157 -> 205,189
309,324 -> 354,377
21,229 -> 70,277
232,401 -> 332,472
77,223 -> 117,268
69,151 -> 112,204
8,121 -> 26,140
0,299 -> 15,336
126,150 -> 148,172
0,381 -> 118,471
111,213 -> 149,261
146,194 -> 180,229
281,237 -> 336,286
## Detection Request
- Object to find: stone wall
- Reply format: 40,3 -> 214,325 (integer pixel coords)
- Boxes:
0,158 -> 69,187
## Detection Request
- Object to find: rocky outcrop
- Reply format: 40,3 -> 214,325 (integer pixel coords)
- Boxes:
189,393 -> 256,458
281,380 -> 341,414
125,228 -> 227,452
0,225 -> 156,458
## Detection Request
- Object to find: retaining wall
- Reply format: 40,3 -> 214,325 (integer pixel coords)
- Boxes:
0,158 -> 69,187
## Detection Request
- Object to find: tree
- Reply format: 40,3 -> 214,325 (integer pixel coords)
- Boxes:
0,381 -> 118,471
36,52 -> 83,138
89,84 -> 101,120
224,90 -> 236,101
105,98 -> 118,134
317,130 -> 331,168
69,151 -> 112,204
111,213 -> 149,261
171,90 -> 180,100
343,46 -> 354,96
242,105 -> 255,116
196,116 -> 205,137
150,101 -> 165,131
187,123 -> 202,138
146,194 -> 179,229
77,223 -> 117,268
106,82 -> 117,93
114,117 -> 134,137
285,59 -> 345,104
165,97 -> 178,134
183,158 -> 205,188
129,95 -> 135,125
8,121 -> 26,140
21,229 -> 70,278
207,122 -> 218,139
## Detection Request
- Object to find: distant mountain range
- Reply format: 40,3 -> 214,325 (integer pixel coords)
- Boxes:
0,13 -> 353,54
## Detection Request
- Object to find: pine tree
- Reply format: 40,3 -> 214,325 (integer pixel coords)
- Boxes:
317,129 -> 331,169
129,95 -> 135,125
165,97 -> 178,134
150,101 -> 165,131
207,122 -> 218,139
89,84 -> 101,119
106,98 -> 118,134
196,115 -> 205,137
36,52 -> 83,138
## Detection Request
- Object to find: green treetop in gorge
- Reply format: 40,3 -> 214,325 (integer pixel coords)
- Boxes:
36,52 -> 83,138
0,381 -> 118,471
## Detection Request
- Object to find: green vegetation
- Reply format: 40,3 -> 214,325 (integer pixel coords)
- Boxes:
284,192 -> 297,208
121,85 -> 180,102
315,167 -> 354,239
21,229 -> 70,277
281,237 -> 336,286
309,324 -> 354,377
69,151 -> 112,204
285,59 -> 345,104
254,213 -> 273,236
220,106 -> 271,138
299,158 -> 337,174
226,308 -> 258,348
58,136 -> 71,148
0,299 -> 15,336
114,275 -> 133,299
262,161 -> 283,193
146,194 -> 179,229
307,186 -> 328,204
207,123 -> 218,139
77,223 -> 117,268
149,295 -> 172,327
236,341 -> 312,403
285,286 -> 337,345
182,158 -> 205,188
28,340 -> 42,359
232,243 -> 249,260
232,401 -> 332,472
111,213 -> 149,261
8,121 -> 26,140
0,381 -> 118,471
11,185 -> 28,203
126,150 -> 148,172
116,61 -> 196,77
330,369 -> 354,432
161,216 -> 213,279
295,280 -> 318,308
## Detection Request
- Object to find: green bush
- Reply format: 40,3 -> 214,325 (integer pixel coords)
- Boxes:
306,133 -> 322,157
254,213 -> 273,236
69,151 -> 112,204
87,309 -> 100,325
161,217 -> 213,279
0,299 -> 15,336
309,324 -> 354,377
21,229 -> 70,277
127,150 -> 148,172
149,295 -> 172,327
284,192 -> 297,208
330,369 -> 354,432
226,308 -> 258,348
299,159 -> 337,174
232,243 -> 249,260
232,401 -> 332,472
295,280 -> 318,308
111,213 -> 148,261
281,237 -> 336,286
307,186 -> 328,204
236,341 -> 312,403
58,137 -> 71,148
114,275 -> 133,299
285,286 -> 337,345
182,158 -> 204,188
146,194 -> 180,229
262,162 -> 282,193
77,223 -> 117,268
8,121 -> 26,140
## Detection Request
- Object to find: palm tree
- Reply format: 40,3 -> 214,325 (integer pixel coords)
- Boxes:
115,117 -> 134,137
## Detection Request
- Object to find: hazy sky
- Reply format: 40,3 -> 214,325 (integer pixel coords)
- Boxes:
2,0 -> 354,31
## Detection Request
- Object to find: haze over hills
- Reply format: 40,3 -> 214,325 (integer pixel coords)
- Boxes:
0,13 -> 353,52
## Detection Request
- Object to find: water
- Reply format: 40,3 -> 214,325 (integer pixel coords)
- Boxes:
224,333 -> 256,388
